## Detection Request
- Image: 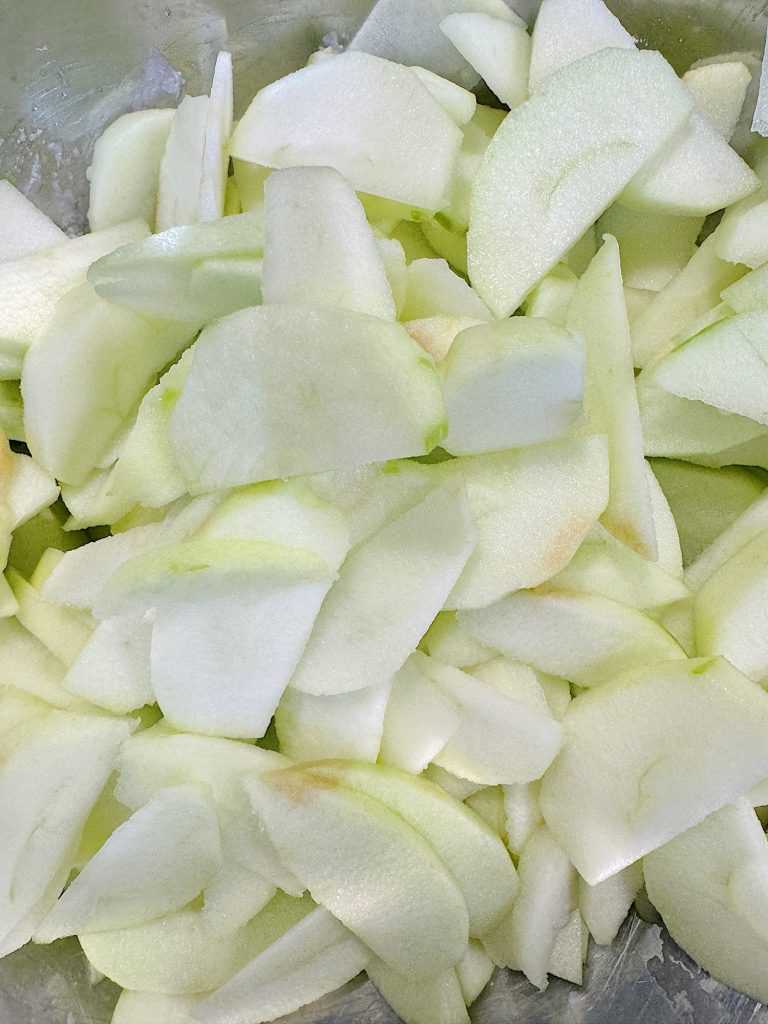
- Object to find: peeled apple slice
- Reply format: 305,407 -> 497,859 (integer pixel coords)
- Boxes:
169,306 -> 447,491
231,52 -> 462,211
539,657 -> 768,884
156,96 -> 209,232
409,67 -> 477,126
578,861 -> 643,945
597,205 -> 702,292
379,655 -> 460,774
468,48 -> 693,317
366,959 -> 469,1024
0,180 -> 65,261
402,258 -> 492,322
111,991 -> 199,1024
63,612 -> 154,713
686,488 -> 768,591
262,166 -> 395,319
683,61 -> 751,139
199,51 -> 234,222
440,13 -> 531,110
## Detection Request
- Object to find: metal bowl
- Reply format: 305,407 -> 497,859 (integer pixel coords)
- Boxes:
2,2 -> 768,1021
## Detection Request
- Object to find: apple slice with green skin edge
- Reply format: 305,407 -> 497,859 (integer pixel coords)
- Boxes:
245,766 -> 470,979
445,435 -> 610,610
231,52 -> 462,212
441,317 -> 585,456
683,62 -> 751,139
440,13 -> 531,111
644,800 -> 768,1005
402,258 -> 492,321
288,477 -> 475,696
0,180 -> 66,262
262,166 -> 396,320
568,234 -> 657,558
597,205 -> 703,292
6,567 -> 93,666
80,891 -> 316,995
303,758 -> 518,937
579,860 -> 643,945
87,110 -> 174,232
366,959 -> 469,1024
527,0 -> 635,94
193,907 -> 370,1024
63,612 -> 154,714
409,67 -> 477,126
468,47 -> 693,318
170,305 -> 447,492
35,785 -> 223,942
460,589 -> 685,687
539,656 -> 768,885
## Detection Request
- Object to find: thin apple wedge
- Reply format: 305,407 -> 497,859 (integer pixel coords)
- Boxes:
0,180 -> 65,261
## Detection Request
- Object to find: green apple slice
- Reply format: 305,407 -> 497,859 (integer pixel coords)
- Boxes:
504,783 -> 543,857
63,613 -> 154,713
262,166 -> 395,319
441,317 -> 585,456
288,478 -> 475,696
578,861 -> 643,945
6,567 -> 92,666
539,657 -> 768,884
367,959 -> 469,1024
112,991 -> 199,1024
597,205 -> 702,292
87,110 -> 174,232
246,767 -> 470,979
644,800 -> 768,1004
683,61 -> 751,139
406,315 -> 485,363
0,380 -> 23,441
461,589 -> 685,686
568,235 -> 657,557
35,785 -> 223,941
440,13 -> 531,110
170,305 -> 447,491
231,52 -> 462,211
446,435 -> 609,609
194,907 -> 369,1024
0,180 -> 65,261
402,258 -> 492,321
304,758 -> 518,937
528,0 -> 635,93
468,48 -> 692,317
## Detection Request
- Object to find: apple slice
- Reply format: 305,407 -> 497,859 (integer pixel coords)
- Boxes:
409,67 -> 477,126
722,260 -> 768,313
441,317 -> 585,456
262,166 -> 395,320
231,52 -> 462,211
170,305 -> 447,491
402,258 -> 492,322
6,567 -> 93,666
0,380 -> 23,441
0,616 -> 83,710
420,611 -> 494,669
578,861 -> 643,945
683,61 -> 751,139
288,478 -> 475,696
0,180 -> 65,262
35,785 -> 223,941
112,991 -> 199,1024
246,767 -> 470,979
4,452 -> 58,530
597,205 -> 702,292
367,959 -> 469,1024
156,97 -> 209,231
440,13 -> 531,110
457,941 -> 495,1006
194,907 -> 369,1024
199,52 -> 234,222
523,265 -> 578,325
468,48 -> 692,317
201,861 -> 275,933
406,315 -> 484,363
539,657 -> 768,884
439,105 -> 504,234
717,196 -> 768,271
446,435 -> 609,609
644,800 -> 768,1004
87,110 -> 174,231
503,783 -> 543,857
63,612 -> 154,713
686,488 -> 768,590
528,0 -> 635,93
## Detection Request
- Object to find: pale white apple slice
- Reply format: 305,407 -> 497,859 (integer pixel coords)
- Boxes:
568,235 -> 657,558
539,657 -> 768,884
441,317 -> 585,456
231,52 -> 462,211
63,612 -> 153,713
440,13 -> 531,110
717,196 -> 768,271
112,991 -> 199,1024
305,758 -> 518,937
423,765 -> 484,803
379,654 -> 460,774
457,940 -> 495,1006
275,680 -> 393,763
80,892 -> 315,995
420,654 -> 563,785
170,306 -> 447,491
461,589 -> 684,686
409,67 -> 477,125
446,435 -> 609,609
683,62 -> 751,139
35,785 -> 223,941
484,826 -> 576,990
0,616 -> 81,709
88,110 -> 175,231
402,258 -> 492,321
503,783 -> 543,857
464,787 -> 506,839
644,461 -> 685,579
0,180 -> 65,261
579,861 -> 643,945
468,48 -> 692,317
246,767 -> 470,979
439,105 -> 504,234
548,910 -> 589,985
367,958 -> 469,1024
288,478 -> 475,696
199,52 -> 234,222
262,166 -> 395,320
201,861 -> 275,933
644,800 -> 768,1004
597,205 -> 702,292
6,568 -> 92,666
377,237 -> 408,314
5,452 -> 58,530
528,0 -> 635,93
420,611 -> 494,669
155,96 -> 210,231
194,906 -> 369,1024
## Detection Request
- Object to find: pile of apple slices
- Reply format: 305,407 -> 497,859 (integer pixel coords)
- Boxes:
5,0 -> 768,1020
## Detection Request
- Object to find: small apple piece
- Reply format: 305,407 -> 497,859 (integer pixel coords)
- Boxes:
716,196 -> 768,269
523,264 -> 578,325
683,62 -> 751,139
722,260 -> 768,313
112,991 -> 200,1024
367,959 -> 469,1024
87,110 -> 174,231
402,258 -> 492,321
199,52 -> 234,222
201,861 -> 276,933
231,52 -> 462,211
686,488 -> 768,591
262,166 -> 395,319
579,861 -> 643,945
420,611 -> 493,669
0,180 -> 65,261
0,616 -> 81,709
457,941 -> 495,1007
63,613 -> 154,713
468,48 -> 692,317
5,452 -> 59,530
503,783 -> 543,857
539,657 -> 768,884
440,13 -> 531,110
597,205 -> 703,292
379,655 -> 460,774
409,66 -> 477,125
6,567 -> 93,666
406,315 -> 484,363
441,318 -> 585,456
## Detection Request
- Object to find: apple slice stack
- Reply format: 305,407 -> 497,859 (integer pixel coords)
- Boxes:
4,0 -> 768,1021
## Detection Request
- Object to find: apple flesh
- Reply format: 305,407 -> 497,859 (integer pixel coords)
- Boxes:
0,180 -> 65,262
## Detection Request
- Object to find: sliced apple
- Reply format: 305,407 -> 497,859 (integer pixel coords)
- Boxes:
440,13 -> 530,110
63,612 -> 154,713
402,258 -> 492,322
0,180 -> 65,261
523,264 -> 578,325
111,991 -> 200,1024
6,567 -> 92,666
367,958 -> 469,1024
409,67 -> 477,125
0,616 -> 82,710
686,488 -> 768,591
420,611 -> 494,669
579,860 -> 643,945
457,940 -> 495,1006
503,782 -> 543,857
683,61 -> 751,139
199,52 -> 234,222
597,205 -> 702,292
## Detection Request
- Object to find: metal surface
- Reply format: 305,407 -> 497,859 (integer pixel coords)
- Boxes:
2,1 -> 768,1021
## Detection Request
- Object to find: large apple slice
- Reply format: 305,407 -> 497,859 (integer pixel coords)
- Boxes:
262,166 -> 395,320
440,13 -> 531,110
231,52 -> 462,211
246,766 -> 470,979
288,478 -> 475,696
468,48 -> 692,317
0,180 -> 65,262
169,305 -> 447,491
539,657 -> 768,884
